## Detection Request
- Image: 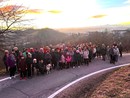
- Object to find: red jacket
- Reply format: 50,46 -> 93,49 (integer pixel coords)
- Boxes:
19,58 -> 27,71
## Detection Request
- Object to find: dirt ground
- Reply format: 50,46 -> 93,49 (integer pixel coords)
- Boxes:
89,66 -> 130,98
55,66 -> 130,98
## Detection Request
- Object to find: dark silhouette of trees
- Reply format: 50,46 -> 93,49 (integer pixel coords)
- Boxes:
67,29 -> 130,52
86,30 -> 130,52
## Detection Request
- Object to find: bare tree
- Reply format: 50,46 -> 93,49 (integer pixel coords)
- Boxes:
0,5 -> 28,34
0,3 -> 30,49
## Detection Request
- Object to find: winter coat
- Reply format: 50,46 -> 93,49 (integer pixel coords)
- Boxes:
23,52 -> 27,58
83,50 -> 89,59
7,54 -> 16,68
113,48 -> 119,56
44,53 -> 52,63
118,45 -> 123,52
26,57 -> 33,67
3,54 -> 8,66
66,55 -> 72,63
60,55 -> 66,63
109,48 -> 114,56
74,52 -> 81,61
19,58 -> 27,71
39,52 -> 45,61
32,62 -> 39,69
101,47 -> 107,55
54,52 -> 61,62
69,51 -> 74,62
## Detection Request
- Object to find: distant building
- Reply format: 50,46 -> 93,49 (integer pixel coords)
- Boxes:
112,30 -> 129,34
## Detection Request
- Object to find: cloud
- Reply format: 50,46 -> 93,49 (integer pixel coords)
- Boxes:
48,10 -> 62,14
0,5 -> 43,14
90,14 -> 107,19
0,5 -> 25,12
124,0 -> 130,4
26,9 -> 43,14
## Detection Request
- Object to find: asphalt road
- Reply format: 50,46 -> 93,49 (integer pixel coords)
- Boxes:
0,54 -> 130,98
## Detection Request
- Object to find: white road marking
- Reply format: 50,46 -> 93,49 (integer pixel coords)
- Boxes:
0,77 -> 11,82
48,63 -> 130,98
0,75 -> 19,82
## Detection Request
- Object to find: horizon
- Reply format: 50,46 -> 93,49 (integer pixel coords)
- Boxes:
4,24 -> 129,34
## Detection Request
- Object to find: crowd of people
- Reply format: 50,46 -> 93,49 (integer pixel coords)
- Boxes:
2,42 -> 123,80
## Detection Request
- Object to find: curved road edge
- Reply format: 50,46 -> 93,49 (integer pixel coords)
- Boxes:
48,63 -> 130,98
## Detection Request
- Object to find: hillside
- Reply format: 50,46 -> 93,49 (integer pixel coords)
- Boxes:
54,66 -> 130,98
2,28 -> 67,49
89,65 -> 130,98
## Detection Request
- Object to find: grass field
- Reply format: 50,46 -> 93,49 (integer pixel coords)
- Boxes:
89,65 -> 130,98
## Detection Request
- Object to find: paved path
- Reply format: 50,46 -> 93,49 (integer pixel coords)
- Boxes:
0,54 -> 130,98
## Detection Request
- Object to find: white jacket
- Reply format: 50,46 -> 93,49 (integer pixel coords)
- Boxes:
83,50 -> 89,59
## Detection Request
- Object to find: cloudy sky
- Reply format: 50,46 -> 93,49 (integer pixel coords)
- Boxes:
1,0 -> 130,28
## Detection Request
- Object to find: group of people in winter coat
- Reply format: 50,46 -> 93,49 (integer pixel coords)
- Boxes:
3,42 -> 123,80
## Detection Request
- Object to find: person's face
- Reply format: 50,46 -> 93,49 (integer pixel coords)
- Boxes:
21,57 -> 24,59
40,60 -> 43,63
6,53 -> 9,56
57,49 -> 60,52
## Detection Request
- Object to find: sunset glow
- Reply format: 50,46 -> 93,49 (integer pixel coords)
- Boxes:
0,0 -> 130,28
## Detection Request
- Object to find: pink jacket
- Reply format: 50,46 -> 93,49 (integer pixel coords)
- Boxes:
65,56 -> 72,63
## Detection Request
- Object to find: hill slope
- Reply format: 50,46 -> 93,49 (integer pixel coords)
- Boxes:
3,28 -> 67,48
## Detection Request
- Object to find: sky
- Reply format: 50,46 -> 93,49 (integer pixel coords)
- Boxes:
0,0 -> 130,29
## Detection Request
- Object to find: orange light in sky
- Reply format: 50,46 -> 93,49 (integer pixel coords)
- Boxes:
90,14 -> 107,19
0,0 -> 130,28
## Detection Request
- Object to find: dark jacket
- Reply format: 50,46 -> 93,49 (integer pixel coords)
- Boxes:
7,54 -> 16,68
44,52 -> 52,63
26,57 -> 33,67
54,52 -> 61,62
3,54 -> 8,65
101,47 -> 107,55
74,52 -> 81,61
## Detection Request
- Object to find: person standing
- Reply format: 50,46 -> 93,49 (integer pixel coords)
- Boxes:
59,53 -> 66,69
118,42 -> 123,57
55,48 -> 61,70
65,53 -> 72,68
83,47 -> 89,66
3,50 -> 9,73
106,46 -> 110,60
101,44 -> 107,61
7,52 -> 17,79
26,53 -> 33,78
19,56 -> 27,80
51,49 -> 57,69
113,45 -> 119,62
75,50 -> 81,67
38,60 -> 45,74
